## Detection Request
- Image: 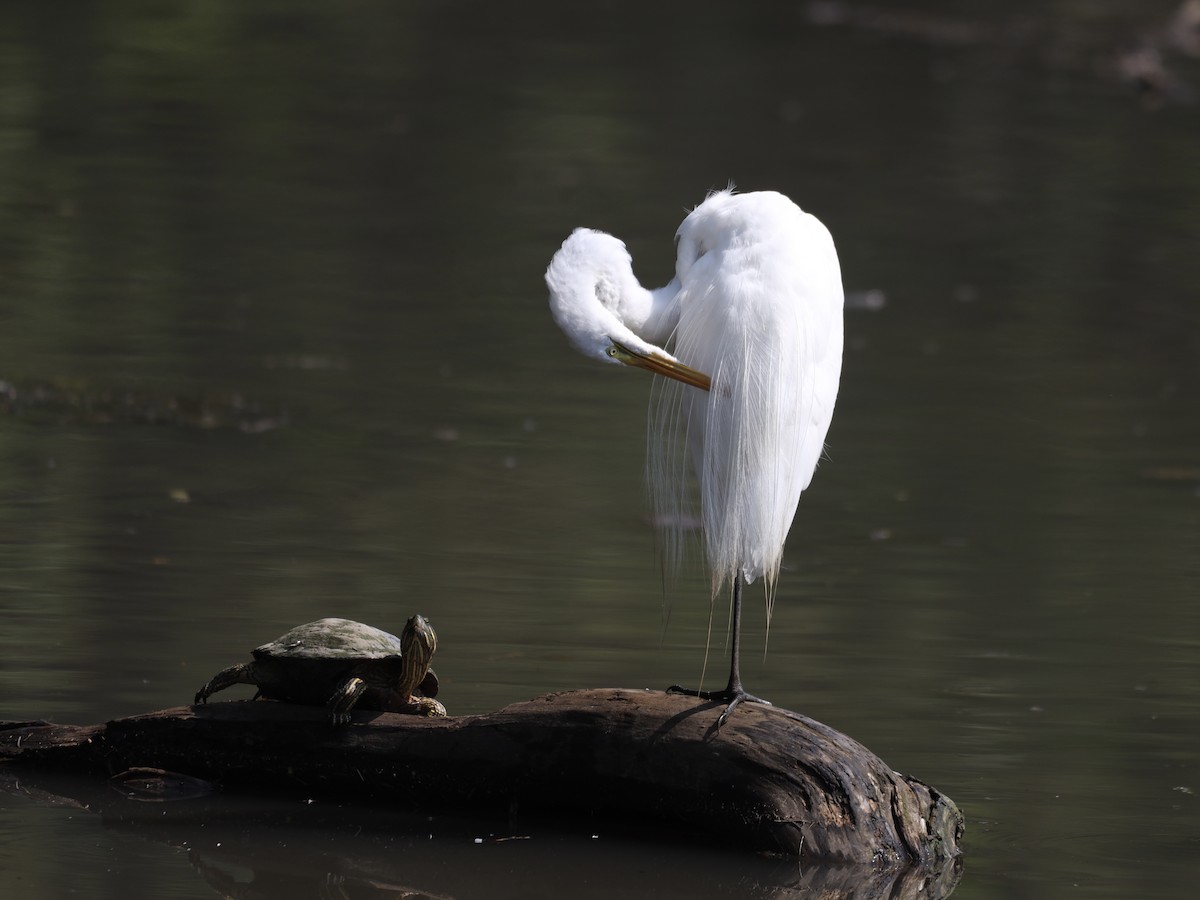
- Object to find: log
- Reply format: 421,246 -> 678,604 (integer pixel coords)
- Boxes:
1,689 -> 962,873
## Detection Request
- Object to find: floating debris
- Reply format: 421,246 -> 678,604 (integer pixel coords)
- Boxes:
0,377 -> 287,433
845,289 -> 887,311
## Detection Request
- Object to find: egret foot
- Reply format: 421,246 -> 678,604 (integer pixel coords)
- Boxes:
667,684 -> 772,730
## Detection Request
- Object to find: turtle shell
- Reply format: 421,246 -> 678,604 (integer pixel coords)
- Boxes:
253,617 -> 404,660
249,617 -> 438,704
194,616 -> 441,718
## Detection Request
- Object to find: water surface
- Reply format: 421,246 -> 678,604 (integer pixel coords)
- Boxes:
1,1 -> 1198,897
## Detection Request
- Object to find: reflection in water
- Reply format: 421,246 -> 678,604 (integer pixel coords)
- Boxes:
1,768 -> 962,900
0,0 -> 1198,897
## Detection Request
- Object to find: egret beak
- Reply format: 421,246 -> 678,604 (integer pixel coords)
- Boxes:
607,339 -> 712,392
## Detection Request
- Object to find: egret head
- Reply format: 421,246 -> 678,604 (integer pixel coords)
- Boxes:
546,228 -> 710,391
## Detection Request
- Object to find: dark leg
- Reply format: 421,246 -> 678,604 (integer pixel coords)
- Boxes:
194,663 -> 257,705
668,570 -> 771,728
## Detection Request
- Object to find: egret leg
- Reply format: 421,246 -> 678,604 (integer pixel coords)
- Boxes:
668,570 -> 771,728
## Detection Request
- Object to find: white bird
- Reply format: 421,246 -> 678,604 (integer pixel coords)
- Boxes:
546,189 -> 844,726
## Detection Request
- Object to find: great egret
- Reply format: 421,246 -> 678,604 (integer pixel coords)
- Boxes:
546,189 -> 843,726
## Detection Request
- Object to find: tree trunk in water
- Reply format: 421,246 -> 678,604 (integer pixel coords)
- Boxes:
1,689 -> 962,875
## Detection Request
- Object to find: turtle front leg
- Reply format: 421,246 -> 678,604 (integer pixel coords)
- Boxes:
327,676 -> 368,726
412,697 -> 449,717
194,663 -> 257,705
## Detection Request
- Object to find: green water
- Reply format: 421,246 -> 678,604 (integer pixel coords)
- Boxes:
1,1 -> 1198,897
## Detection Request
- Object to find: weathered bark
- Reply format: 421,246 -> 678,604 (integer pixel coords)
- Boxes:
1,689 -> 962,872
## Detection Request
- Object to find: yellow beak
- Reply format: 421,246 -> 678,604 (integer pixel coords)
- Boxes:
607,339 -> 712,392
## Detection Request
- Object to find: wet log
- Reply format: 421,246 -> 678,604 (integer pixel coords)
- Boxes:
0,689 -> 962,869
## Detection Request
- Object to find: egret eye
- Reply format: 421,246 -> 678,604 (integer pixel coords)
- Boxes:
606,346 -> 620,359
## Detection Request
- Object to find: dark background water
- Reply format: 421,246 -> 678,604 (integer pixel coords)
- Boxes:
1,1 -> 1198,897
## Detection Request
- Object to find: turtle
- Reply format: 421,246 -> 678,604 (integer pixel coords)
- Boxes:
193,615 -> 446,724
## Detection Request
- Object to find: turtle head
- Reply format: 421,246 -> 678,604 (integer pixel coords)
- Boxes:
402,615 -> 437,660
398,614 -> 438,698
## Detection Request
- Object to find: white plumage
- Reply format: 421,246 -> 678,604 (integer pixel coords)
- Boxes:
546,188 -> 844,724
